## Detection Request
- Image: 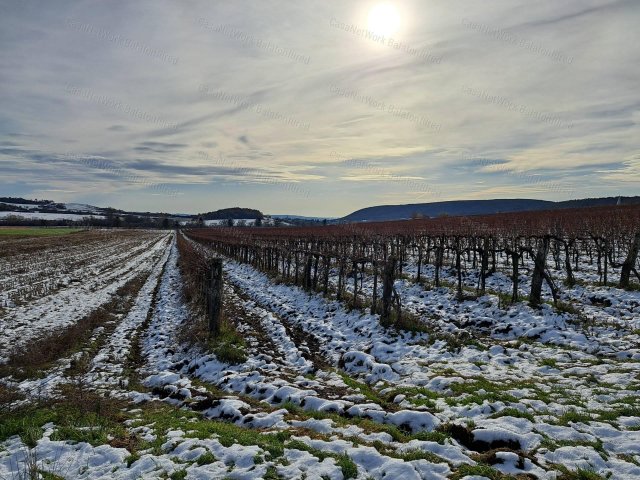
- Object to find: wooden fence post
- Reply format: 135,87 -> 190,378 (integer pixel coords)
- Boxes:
529,237 -> 549,307
303,255 -> 313,290
381,256 -> 396,325
620,231 -> 640,289
207,258 -> 223,336
371,260 -> 378,315
323,255 -> 330,295
352,261 -> 358,308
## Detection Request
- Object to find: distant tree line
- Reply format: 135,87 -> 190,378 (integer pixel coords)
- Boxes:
0,213 -> 179,229
0,197 -> 54,205
198,207 -> 264,220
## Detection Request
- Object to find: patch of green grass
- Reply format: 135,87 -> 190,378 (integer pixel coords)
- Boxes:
595,405 -> 640,422
0,407 -> 63,443
495,291 -> 514,308
286,440 -> 357,479
280,400 -> 450,444
212,342 -> 247,364
612,395 -> 640,405
548,385 -> 587,407
263,465 -> 283,479
539,435 -> 560,450
135,404 -> 289,459
337,372 -> 388,406
622,282 -> 640,292
196,451 -> 216,466
412,429 -> 450,444
554,410 -> 593,426
489,407 -> 535,422
451,463 -> 517,479
1,392 -> 133,456
556,300 -> 580,315
394,312 -> 432,334
170,470 -> 188,480
446,376 -> 587,409
40,472 -> 65,480
208,320 -> 247,364
384,386 -> 439,410
555,465 -> 608,480
184,381 -> 269,411
618,454 -> 640,467
335,453 -> 358,479
447,378 -> 520,406
370,441 -> 446,464
489,288 -> 531,309
20,425 -> 44,448
49,405 -> 130,447
378,307 -> 417,331
540,358 -> 558,368
540,436 -> 607,458
431,367 -> 458,377
0,227 -> 83,237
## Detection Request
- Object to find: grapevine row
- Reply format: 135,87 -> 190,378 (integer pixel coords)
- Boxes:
184,204 -> 640,323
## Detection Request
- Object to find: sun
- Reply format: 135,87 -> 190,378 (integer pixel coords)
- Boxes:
367,3 -> 401,37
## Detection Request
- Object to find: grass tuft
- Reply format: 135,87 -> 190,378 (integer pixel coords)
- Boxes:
208,320 -> 248,364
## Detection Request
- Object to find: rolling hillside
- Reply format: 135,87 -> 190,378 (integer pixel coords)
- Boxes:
339,196 -> 640,222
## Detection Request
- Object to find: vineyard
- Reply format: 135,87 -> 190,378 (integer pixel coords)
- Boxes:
1,206 -> 639,479
186,204 -> 640,307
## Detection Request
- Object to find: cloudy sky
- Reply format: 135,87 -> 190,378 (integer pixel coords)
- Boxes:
1,0 -> 638,216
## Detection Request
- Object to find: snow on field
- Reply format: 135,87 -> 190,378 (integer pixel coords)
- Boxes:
330,254 -> 640,356
214,254 -> 640,478
1,232 -> 640,479
0,231 -> 155,307
63,202 -> 103,213
85,240 -> 173,391
0,231 -> 170,361
0,211 -> 105,220
184,217 -> 277,226
0,202 -> 102,213
203,218 -> 258,226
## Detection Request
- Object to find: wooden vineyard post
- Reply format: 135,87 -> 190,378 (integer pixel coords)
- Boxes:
529,237 -> 549,307
352,261 -> 358,308
322,256 -> 330,295
207,258 -> 223,336
303,255 -> 313,290
371,260 -> 378,315
620,231 -> 640,289
381,256 -> 396,326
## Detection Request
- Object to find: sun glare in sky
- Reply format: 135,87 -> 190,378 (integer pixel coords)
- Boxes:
367,3 -> 401,37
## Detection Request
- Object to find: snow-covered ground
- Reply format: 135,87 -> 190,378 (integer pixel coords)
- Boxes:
0,201 -> 104,213
181,217 -> 278,226
0,211 -> 105,221
1,232 -> 639,479
0,231 -> 170,360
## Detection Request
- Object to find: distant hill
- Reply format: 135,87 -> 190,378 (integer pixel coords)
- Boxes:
0,197 -> 187,227
0,198 -> 263,223
339,196 -> 640,222
198,207 -> 263,220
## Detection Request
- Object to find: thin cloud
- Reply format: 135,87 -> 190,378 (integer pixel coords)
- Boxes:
0,0 -> 637,214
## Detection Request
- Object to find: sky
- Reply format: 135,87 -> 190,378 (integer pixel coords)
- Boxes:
0,0 -> 638,217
